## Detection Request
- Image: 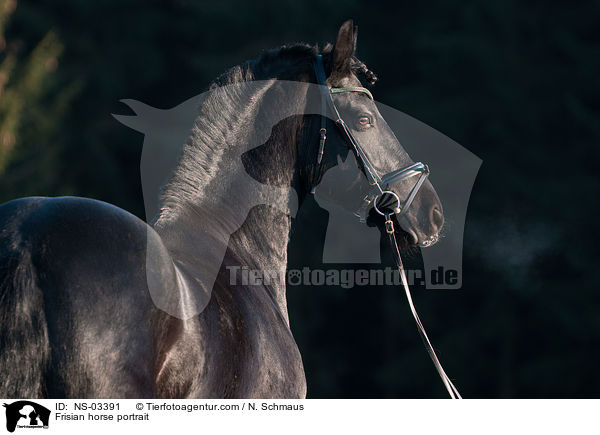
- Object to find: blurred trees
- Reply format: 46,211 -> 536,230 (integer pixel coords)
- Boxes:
0,0 -> 73,175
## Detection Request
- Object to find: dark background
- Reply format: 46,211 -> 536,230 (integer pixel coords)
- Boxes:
1,0 -> 598,398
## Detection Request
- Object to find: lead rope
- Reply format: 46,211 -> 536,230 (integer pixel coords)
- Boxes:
384,214 -> 462,399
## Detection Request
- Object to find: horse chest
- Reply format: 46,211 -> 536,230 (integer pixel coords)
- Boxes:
157,286 -> 306,398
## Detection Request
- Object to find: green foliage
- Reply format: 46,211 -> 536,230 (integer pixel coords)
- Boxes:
0,0 -> 70,173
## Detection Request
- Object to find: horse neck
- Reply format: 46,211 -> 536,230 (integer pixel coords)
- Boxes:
151,81 -> 308,323
153,197 -> 296,323
226,204 -> 294,323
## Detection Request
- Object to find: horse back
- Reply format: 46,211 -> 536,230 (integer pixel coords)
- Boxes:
0,197 -> 157,398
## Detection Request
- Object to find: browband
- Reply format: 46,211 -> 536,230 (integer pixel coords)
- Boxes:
330,87 -> 373,100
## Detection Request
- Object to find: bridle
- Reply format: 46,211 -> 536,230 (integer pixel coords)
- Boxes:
311,54 -> 462,399
310,54 -> 430,223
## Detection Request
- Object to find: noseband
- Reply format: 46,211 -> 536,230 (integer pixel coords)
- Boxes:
311,54 -> 430,222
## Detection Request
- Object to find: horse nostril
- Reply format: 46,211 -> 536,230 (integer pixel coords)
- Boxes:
431,206 -> 444,231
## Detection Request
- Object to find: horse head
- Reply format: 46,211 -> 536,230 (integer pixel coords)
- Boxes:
311,20 -> 444,248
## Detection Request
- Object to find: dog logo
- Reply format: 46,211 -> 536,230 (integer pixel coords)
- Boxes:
3,401 -> 50,432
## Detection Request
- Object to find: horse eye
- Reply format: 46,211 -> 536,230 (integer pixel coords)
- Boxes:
357,116 -> 371,127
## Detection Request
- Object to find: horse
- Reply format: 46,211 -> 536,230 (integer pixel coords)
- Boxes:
0,20 -> 443,398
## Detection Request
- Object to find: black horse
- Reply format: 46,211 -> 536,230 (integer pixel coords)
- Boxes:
0,20 -> 443,398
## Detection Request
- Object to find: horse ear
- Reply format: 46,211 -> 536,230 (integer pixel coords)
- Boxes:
331,19 -> 357,76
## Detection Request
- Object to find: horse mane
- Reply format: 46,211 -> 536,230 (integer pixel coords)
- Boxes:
154,42 -> 376,224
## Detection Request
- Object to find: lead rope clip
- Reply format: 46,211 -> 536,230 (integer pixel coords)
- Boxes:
384,214 -> 395,234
